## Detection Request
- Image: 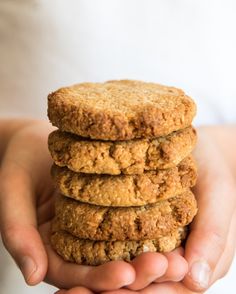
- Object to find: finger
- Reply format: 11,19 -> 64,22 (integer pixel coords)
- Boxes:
126,252 -> 168,290
40,222 -> 135,291
0,123 -> 55,285
212,209 -> 236,281
100,249 -> 186,292
155,248 -> 188,282
183,134 -> 236,292
0,162 -> 47,285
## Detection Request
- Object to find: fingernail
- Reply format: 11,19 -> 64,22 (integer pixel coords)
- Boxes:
19,256 -> 37,283
189,260 -> 211,289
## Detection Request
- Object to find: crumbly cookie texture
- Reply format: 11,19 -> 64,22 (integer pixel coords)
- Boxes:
51,227 -> 187,265
51,155 -> 197,207
48,80 -> 196,141
48,126 -> 197,175
54,190 -> 197,241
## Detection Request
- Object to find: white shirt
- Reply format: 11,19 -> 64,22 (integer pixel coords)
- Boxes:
0,0 -> 235,293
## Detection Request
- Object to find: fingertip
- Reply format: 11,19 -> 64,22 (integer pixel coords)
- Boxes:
155,251 -> 188,283
173,256 -> 188,281
88,260 -> 136,290
182,228 -> 223,292
2,224 -> 48,286
128,252 -> 168,290
131,252 -> 168,271
24,261 -> 47,286
20,257 -> 47,286
183,259 -> 211,292
103,261 -> 136,287
19,256 -> 40,286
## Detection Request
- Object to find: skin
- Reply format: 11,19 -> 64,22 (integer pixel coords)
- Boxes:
0,120 -> 235,294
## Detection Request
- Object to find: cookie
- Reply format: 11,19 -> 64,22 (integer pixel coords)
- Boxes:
48,80 -> 196,140
48,126 -> 196,175
51,155 -> 197,207
54,190 -> 197,241
51,227 -> 187,265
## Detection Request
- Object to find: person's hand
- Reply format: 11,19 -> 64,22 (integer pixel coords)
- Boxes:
0,121 -> 138,292
54,126 -> 236,293
1,122 -> 235,293
181,126 -> 236,292
0,120 -> 187,292
111,126 -> 236,293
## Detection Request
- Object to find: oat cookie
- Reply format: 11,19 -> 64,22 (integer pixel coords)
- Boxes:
54,190 -> 197,241
48,126 -> 196,175
51,155 -> 197,206
51,227 -> 187,265
48,80 -> 196,140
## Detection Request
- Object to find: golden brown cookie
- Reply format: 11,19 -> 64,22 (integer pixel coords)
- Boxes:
51,155 -> 197,207
51,227 -> 187,265
48,80 -> 196,140
48,126 -> 197,175
54,190 -> 197,241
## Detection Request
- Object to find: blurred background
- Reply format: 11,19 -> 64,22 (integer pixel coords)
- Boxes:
0,0 -> 236,293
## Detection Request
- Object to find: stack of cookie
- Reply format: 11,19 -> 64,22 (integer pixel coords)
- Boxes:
48,80 -> 198,266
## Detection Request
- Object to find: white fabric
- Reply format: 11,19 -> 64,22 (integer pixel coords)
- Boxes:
0,0 -> 235,293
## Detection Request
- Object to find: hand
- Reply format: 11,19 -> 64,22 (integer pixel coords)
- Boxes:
182,126 -> 236,292
137,126 -> 236,293
0,120 -> 189,292
54,126 -> 236,293
0,121 -> 137,292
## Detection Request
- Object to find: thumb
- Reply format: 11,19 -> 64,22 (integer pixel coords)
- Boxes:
0,159 -> 48,285
183,134 -> 236,292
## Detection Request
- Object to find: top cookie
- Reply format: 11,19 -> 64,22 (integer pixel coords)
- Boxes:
48,80 -> 196,140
